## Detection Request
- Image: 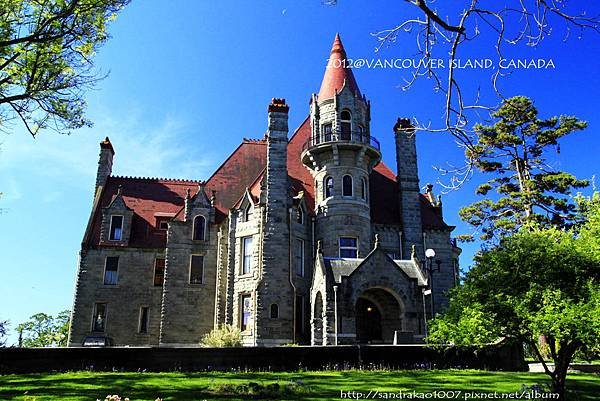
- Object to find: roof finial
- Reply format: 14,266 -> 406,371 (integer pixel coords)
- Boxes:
374,233 -> 380,248
411,244 -> 417,259
317,240 -> 323,254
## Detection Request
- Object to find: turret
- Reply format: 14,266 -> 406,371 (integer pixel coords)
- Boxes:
301,34 -> 381,258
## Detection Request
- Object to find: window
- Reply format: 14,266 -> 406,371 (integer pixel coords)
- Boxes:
243,204 -> 254,222
342,175 -> 353,197
340,110 -> 351,140
339,237 -> 358,258
190,255 -> 204,284
296,206 -> 304,224
240,294 -> 252,331
103,256 -> 119,285
270,304 -> 279,319
324,176 -> 334,198
295,295 -> 306,335
139,307 -> 149,334
322,123 -> 332,141
361,177 -> 368,200
153,258 -> 165,287
193,215 -> 206,240
242,237 -> 253,274
295,238 -> 305,277
157,218 -> 169,231
92,303 -> 107,332
109,215 -> 123,241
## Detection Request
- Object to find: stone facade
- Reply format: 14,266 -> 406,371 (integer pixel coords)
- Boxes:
68,34 -> 460,347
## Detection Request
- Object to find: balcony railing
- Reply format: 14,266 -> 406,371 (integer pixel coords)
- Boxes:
301,131 -> 381,152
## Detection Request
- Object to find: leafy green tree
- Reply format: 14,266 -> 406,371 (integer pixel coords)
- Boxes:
459,96 -> 588,242
17,309 -> 71,347
0,320 -> 8,346
429,196 -> 600,400
0,0 -> 130,136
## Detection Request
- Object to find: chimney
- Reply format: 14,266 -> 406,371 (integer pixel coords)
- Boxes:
95,137 -> 114,192
394,118 -> 423,258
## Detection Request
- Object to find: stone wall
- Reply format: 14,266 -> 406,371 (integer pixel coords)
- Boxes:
69,247 -> 164,346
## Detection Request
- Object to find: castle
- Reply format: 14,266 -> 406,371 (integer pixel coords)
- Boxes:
68,34 -> 461,347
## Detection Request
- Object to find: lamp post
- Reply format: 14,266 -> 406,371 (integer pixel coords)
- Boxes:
424,248 -> 440,318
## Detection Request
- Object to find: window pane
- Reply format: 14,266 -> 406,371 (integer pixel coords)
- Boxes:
93,303 -> 106,332
190,255 -> 204,284
340,237 -> 357,247
109,216 -> 123,241
241,295 -> 252,331
242,237 -> 253,274
341,122 -> 351,140
104,257 -> 119,285
295,238 -> 304,276
270,304 -> 279,319
139,307 -> 149,334
154,258 -> 165,286
325,177 -> 333,198
340,248 -> 358,258
342,175 -> 353,196
193,216 -> 205,240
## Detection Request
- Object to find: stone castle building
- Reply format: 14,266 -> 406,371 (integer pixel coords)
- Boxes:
68,34 -> 461,347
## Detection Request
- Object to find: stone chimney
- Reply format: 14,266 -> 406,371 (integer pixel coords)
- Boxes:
394,118 -> 423,258
95,137 -> 114,192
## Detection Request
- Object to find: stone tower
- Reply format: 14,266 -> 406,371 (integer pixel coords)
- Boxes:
255,98 -> 294,345
394,118 -> 424,257
301,34 -> 381,257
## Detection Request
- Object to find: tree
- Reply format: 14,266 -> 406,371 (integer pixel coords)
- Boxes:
0,0 -> 130,137
429,196 -> 600,400
329,1 -> 599,146
0,320 -> 8,346
458,96 -> 588,243
17,309 -> 71,347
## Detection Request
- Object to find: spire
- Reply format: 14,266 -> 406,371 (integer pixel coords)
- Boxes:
318,33 -> 361,101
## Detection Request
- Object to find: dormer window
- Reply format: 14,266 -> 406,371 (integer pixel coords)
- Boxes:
340,110 -> 352,140
192,215 -> 206,241
243,204 -> 254,222
342,175 -> 353,197
109,215 -> 123,241
324,176 -> 334,198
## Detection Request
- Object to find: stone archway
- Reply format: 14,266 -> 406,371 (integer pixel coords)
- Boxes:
355,287 -> 403,344
312,291 -> 324,345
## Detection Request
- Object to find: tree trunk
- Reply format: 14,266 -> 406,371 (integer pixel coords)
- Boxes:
551,364 -> 567,401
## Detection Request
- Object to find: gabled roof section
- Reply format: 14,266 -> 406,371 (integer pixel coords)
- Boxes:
88,176 -> 200,248
318,33 -> 361,101
287,117 -> 315,210
205,139 -> 267,221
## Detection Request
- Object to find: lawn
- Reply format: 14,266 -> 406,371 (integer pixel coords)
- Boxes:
0,370 -> 598,401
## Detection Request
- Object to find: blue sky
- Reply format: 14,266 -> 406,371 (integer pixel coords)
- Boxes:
1,1 -> 599,345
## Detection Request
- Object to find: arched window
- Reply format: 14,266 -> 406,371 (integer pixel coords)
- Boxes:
297,206 -> 304,224
342,175 -> 353,197
340,110 -> 352,140
270,303 -> 279,319
324,176 -> 334,198
243,204 -> 253,222
192,215 -> 206,240
361,177 -> 368,200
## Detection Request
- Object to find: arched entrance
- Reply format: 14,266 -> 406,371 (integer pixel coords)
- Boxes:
312,292 -> 324,345
355,288 -> 403,344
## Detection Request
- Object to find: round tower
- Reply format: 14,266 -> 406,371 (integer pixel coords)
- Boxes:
301,34 -> 381,258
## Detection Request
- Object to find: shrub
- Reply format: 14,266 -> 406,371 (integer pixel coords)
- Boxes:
201,324 -> 242,347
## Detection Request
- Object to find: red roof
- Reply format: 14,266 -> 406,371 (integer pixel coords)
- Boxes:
318,33 -> 361,100
88,121 -> 447,249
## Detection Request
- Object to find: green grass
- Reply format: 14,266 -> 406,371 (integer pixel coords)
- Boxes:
0,370 -> 598,401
